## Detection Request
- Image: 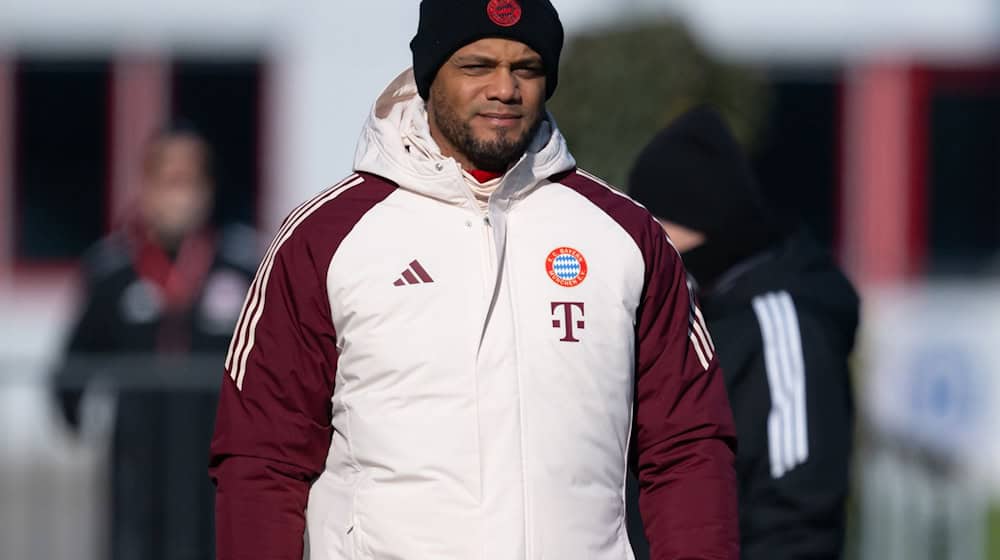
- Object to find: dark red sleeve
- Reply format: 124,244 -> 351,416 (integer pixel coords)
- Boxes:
558,171 -> 738,559
209,175 -> 394,560
209,234 -> 338,559
632,218 -> 739,560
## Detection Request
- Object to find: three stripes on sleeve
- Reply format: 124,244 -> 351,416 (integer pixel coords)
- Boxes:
225,174 -> 366,391
752,291 -> 809,479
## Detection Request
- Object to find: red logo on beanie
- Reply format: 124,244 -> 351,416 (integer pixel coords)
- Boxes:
488,0 -> 522,27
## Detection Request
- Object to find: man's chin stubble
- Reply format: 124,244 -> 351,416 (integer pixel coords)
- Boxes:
469,121 -> 542,171
431,102 -> 540,171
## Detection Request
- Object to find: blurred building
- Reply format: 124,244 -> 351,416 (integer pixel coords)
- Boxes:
0,1 -> 999,559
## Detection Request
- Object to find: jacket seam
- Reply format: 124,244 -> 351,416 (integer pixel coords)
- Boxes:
503,210 -> 533,560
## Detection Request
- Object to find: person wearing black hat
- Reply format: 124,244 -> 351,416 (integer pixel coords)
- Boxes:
627,106 -> 859,560
210,3 -> 739,560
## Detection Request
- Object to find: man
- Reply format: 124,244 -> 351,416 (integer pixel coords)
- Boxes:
56,122 -> 257,560
58,123 -> 256,365
627,106 -> 859,559
210,2 -> 738,559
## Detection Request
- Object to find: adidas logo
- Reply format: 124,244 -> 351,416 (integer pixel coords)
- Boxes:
393,260 -> 435,286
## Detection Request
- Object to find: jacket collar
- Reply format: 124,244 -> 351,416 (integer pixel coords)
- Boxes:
353,69 -> 576,212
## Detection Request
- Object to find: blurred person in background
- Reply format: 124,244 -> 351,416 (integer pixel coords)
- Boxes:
54,121 -> 257,560
209,1 -> 738,559
626,106 -> 859,560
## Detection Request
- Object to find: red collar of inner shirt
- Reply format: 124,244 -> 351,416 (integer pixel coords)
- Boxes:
467,169 -> 503,183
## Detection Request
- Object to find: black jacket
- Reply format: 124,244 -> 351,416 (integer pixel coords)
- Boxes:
62,225 -> 257,357
629,229 -> 859,559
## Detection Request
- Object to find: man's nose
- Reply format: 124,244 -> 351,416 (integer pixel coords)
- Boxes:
485,69 -> 520,103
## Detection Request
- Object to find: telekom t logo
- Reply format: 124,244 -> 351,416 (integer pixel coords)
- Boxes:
551,302 -> 585,343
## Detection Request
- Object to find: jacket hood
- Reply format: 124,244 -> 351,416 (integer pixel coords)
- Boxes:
353,69 -> 576,211
702,229 -> 860,342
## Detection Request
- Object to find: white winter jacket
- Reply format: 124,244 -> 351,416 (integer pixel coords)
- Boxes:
210,70 -> 738,560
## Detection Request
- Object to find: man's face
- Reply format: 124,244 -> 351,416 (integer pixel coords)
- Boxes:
657,219 -> 706,254
140,135 -> 213,247
427,38 -> 547,173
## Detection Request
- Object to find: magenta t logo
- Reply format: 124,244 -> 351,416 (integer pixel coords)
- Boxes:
551,302 -> 585,343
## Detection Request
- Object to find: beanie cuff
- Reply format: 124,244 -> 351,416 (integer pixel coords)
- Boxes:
410,0 -> 563,100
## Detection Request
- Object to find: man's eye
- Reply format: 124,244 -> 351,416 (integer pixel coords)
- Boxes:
514,67 -> 544,78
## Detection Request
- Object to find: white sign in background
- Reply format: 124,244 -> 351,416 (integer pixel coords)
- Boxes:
862,282 -> 1000,493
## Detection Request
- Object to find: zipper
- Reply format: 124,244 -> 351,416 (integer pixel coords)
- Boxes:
482,212 -> 496,290
476,211 -> 498,353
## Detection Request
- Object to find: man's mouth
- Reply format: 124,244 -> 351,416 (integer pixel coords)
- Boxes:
478,112 -> 522,127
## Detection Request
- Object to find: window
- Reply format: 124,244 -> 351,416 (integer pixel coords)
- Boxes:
172,59 -> 263,228
927,81 -> 1000,275
14,59 -> 110,261
7,55 -> 267,267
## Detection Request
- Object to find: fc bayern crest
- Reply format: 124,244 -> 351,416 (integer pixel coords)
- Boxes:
487,0 -> 522,27
546,247 -> 588,287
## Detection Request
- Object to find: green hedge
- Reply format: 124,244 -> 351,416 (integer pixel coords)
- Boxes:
549,20 -> 771,190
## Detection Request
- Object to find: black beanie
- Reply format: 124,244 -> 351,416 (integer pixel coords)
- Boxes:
410,0 -> 564,100
628,106 -> 786,285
